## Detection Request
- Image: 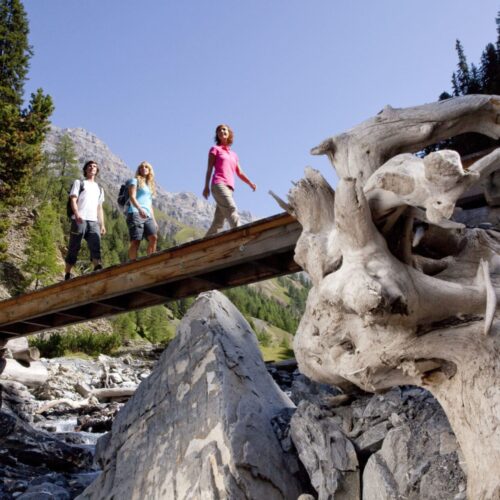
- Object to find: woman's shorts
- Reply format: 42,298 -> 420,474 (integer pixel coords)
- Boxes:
127,213 -> 157,241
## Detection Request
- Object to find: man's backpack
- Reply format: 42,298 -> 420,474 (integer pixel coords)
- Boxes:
66,180 -> 85,219
117,181 -> 130,211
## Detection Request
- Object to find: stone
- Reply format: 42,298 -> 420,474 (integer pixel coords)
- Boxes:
78,291 -> 304,499
16,482 -> 71,500
354,420 -> 391,454
363,415 -> 466,499
290,400 -> 360,500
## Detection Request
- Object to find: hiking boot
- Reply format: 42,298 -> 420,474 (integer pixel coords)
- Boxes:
64,273 -> 73,281
94,264 -> 103,272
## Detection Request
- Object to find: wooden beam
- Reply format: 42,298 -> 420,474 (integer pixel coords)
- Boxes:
0,213 -> 302,339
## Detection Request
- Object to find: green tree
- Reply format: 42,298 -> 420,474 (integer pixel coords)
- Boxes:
50,133 -> 80,200
22,201 -> 63,290
0,0 -> 53,258
480,43 -> 499,94
0,0 -> 31,107
452,40 -> 471,96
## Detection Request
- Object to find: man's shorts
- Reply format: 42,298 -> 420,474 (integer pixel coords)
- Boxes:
126,213 -> 157,241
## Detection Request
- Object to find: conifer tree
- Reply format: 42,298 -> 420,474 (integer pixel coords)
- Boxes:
0,0 -> 53,258
51,133 -> 80,199
480,43 -> 499,94
452,40 -> 470,96
22,201 -> 63,289
0,0 -> 31,107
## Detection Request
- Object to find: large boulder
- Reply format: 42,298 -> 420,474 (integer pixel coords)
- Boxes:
79,291 -> 304,499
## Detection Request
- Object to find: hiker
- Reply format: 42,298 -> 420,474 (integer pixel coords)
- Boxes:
65,160 -> 106,280
126,161 -> 158,260
203,124 -> 257,236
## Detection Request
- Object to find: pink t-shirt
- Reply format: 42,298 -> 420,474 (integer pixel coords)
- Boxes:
209,145 -> 239,190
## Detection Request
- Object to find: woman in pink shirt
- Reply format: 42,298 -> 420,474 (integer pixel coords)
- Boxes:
203,124 -> 257,236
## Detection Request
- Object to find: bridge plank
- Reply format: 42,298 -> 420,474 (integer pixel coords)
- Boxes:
0,213 -> 302,339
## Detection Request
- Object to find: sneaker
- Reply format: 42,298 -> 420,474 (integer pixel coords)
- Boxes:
94,264 -> 103,272
64,273 -> 73,281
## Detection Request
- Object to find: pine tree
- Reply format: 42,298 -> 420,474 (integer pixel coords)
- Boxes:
0,0 -> 53,258
51,133 -> 80,199
453,40 -> 470,95
480,43 -> 499,94
22,201 -> 63,289
0,0 -> 31,107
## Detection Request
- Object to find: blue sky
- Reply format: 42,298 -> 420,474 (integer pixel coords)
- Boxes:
23,0 -> 499,218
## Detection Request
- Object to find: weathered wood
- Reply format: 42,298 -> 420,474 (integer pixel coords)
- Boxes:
0,213 -> 302,339
0,359 -> 48,387
292,95 -> 500,500
36,398 -> 92,414
89,387 -> 137,401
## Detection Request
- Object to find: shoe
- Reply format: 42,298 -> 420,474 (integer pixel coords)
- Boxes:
64,273 -> 73,281
94,264 -> 103,271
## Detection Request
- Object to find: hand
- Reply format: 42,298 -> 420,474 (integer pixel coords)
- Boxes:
203,186 -> 210,199
138,208 -> 147,219
250,182 -> 257,192
75,215 -> 83,225
101,226 -> 107,236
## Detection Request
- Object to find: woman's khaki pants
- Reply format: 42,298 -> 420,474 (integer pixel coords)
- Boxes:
205,183 -> 240,236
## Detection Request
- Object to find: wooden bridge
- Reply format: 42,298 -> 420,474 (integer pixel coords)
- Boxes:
0,213 -> 302,342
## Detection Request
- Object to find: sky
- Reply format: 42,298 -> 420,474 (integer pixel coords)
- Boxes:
22,0 -> 500,219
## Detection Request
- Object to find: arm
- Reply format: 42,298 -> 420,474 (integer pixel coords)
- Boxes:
98,204 -> 106,235
203,153 -> 216,199
151,206 -> 158,227
69,195 -> 83,224
236,164 -> 257,191
128,184 -> 148,219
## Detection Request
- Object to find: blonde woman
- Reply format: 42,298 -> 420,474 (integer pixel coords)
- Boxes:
127,161 -> 158,260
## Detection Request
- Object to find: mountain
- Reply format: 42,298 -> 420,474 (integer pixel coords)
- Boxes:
43,126 -> 253,236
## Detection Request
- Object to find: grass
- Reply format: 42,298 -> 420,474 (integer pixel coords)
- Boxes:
59,351 -> 94,361
250,279 -> 290,306
260,345 -> 295,362
174,226 -> 205,244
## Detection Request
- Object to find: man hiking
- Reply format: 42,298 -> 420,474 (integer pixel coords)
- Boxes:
64,160 -> 106,280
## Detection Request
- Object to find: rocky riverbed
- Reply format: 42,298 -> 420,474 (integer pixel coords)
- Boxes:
0,293 -> 467,499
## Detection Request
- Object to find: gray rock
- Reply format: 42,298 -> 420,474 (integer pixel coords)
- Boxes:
354,420 -> 391,454
17,482 -> 71,499
290,401 -> 360,500
78,291 -> 304,499
363,414 -> 466,500
289,373 -> 341,406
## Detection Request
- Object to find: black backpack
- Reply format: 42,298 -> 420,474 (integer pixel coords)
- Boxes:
66,180 -> 85,219
117,181 -> 130,211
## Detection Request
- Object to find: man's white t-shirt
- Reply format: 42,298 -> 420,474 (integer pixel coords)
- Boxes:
69,180 -> 104,222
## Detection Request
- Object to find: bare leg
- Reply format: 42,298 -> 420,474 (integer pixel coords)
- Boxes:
147,235 -> 158,256
129,240 -> 141,260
